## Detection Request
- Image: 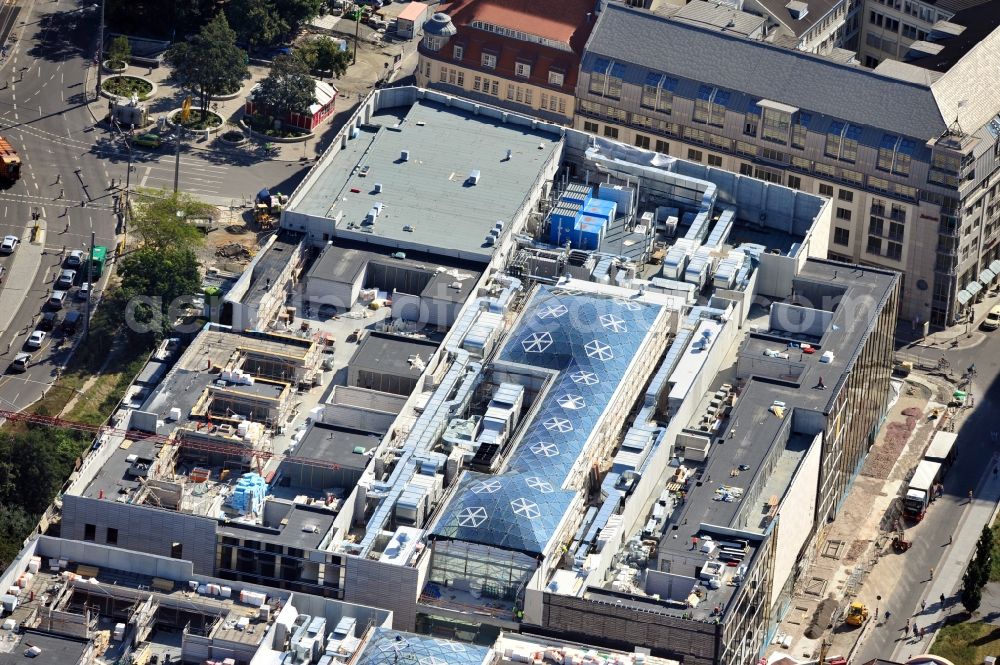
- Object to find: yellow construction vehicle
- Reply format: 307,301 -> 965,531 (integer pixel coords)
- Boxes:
844,601 -> 869,626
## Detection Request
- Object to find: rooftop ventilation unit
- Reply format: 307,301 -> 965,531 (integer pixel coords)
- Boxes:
374,183 -> 383,193
785,0 -> 808,19
467,170 -> 481,185
505,149 -> 512,161
401,149 -> 410,162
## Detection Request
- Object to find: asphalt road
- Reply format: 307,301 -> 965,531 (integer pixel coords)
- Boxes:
853,334 -> 1000,661
0,0 -> 309,413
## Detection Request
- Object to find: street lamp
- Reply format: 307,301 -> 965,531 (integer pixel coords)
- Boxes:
95,0 -> 105,100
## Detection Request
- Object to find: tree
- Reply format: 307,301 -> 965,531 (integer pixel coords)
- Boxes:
961,526 -> 994,614
165,13 -> 250,117
131,189 -> 214,252
107,35 -> 131,68
253,53 -> 317,121
274,0 -> 324,33
226,0 -> 288,53
297,37 -> 350,79
118,247 -> 202,340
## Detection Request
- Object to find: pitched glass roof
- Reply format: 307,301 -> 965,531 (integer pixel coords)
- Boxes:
431,471 -> 576,555
431,285 -> 662,555
356,628 -> 493,665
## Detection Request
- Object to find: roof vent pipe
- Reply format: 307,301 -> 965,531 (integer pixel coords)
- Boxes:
401,149 -> 410,162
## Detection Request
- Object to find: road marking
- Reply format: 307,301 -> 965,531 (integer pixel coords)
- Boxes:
140,167 -> 150,187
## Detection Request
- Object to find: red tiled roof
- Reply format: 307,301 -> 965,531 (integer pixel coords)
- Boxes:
441,0 -> 598,50
425,0 -> 597,93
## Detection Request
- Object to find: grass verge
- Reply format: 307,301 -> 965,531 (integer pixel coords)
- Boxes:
932,618 -> 1000,665
991,518 -> 1000,582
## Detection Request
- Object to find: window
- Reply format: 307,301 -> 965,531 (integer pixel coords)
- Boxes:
549,69 -> 564,86
515,86 -> 523,103
84,524 -> 96,542
707,154 -> 723,167
640,72 -> 677,114
841,170 -> 864,186
889,221 -> 905,241
736,140 -> 757,157
423,36 -> 444,51
589,58 -> 624,100
834,227 -> 851,246
604,126 -> 619,139
814,162 -> 836,177
819,183 -> 834,197
787,174 -> 802,189
438,67 -> 447,83
836,207 -> 852,221
655,140 -> 669,153
870,10 -> 884,26
453,45 -> 464,60
744,101 -> 760,137
583,121 -> 598,133
791,156 -> 811,170
867,236 -> 882,255
709,134 -> 730,150
869,216 -> 885,235
456,71 -> 464,86
886,241 -> 903,260
424,62 -> 431,78
635,134 -> 650,149
762,107 -> 791,144
558,98 -> 566,115
885,16 -> 899,31
491,80 -> 498,96
739,163 -> 754,176
482,53 -> 496,69
693,86 -> 729,127
473,76 -> 481,91
506,84 -> 514,100
762,147 -> 786,163
869,176 -> 890,193
515,62 -> 531,78
684,126 -> 707,143
825,121 -> 860,162
839,189 -> 854,202
171,542 -> 184,559
791,112 -> 811,149
106,527 -> 118,545
688,148 -> 703,162
524,88 -> 532,105
878,134 -> 916,176
754,166 -> 783,184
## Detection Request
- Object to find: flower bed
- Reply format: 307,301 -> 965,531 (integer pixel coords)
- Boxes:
170,109 -> 224,131
101,75 -> 153,100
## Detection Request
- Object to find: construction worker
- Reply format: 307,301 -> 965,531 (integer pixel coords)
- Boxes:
929,567 -> 934,580
940,593 -> 946,607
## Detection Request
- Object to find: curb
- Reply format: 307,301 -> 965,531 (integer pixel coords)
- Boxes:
99,74 -> 158,103
238,117 -> 314,143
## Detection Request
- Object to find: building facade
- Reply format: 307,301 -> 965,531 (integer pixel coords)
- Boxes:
415,0 -> 599,125
574,2 -> 1000,328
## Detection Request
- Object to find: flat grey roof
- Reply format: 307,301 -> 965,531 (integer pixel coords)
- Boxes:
350,331 -> 439,378
583,2 -> 948,139
219,503 -> 335,550
295,423 -> 380,470
0,631 -> 89,665
289,100 -> 563,262
243,232 -> 302,310
655,259 -> 898,610
82,435 -> 162,500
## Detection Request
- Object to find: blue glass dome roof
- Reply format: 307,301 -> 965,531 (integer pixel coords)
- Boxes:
356,628 -> 492,665
431,286 -> 662,555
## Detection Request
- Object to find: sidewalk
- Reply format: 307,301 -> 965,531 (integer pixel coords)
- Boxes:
0,222 -> 45,349
890,462 -> 1000,660
897,287 -> 1000,351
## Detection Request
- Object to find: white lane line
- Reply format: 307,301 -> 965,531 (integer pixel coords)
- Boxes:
139,167 -> 150,187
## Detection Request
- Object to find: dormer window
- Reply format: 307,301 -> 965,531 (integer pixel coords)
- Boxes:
423,35 -> 445,51
453,44 -> 464,60
548,69 -> 564,86
482,52 -> 497,69
515,62 -> 531,78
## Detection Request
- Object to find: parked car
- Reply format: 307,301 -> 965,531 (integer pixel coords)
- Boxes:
56,269 -> 76,289
66,249 -> 85,268
47,290 -> 67,309
62,310 -> 81,334
26,330 -> 46,349
9,352 -> 31,372
0,234 -> 18,254
38,311 -> 58,331
982,305 -> 1000,331
78,282 -> 90,300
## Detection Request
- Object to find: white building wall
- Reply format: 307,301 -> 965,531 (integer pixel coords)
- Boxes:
771,431 -> 822,606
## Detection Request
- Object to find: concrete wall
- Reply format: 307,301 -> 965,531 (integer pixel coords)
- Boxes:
771,432 -> 822,607
769,303 -> 834,337
305,273 -> 361,310
343,554 -> 421,631
61,495 -> 218,575
541,591 -> 720,665
323,386 -> 406,433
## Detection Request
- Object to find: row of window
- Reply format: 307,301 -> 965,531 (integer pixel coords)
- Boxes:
505,82 -> 534,106
434,43 -> 565,87
469,20 -> 571,52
